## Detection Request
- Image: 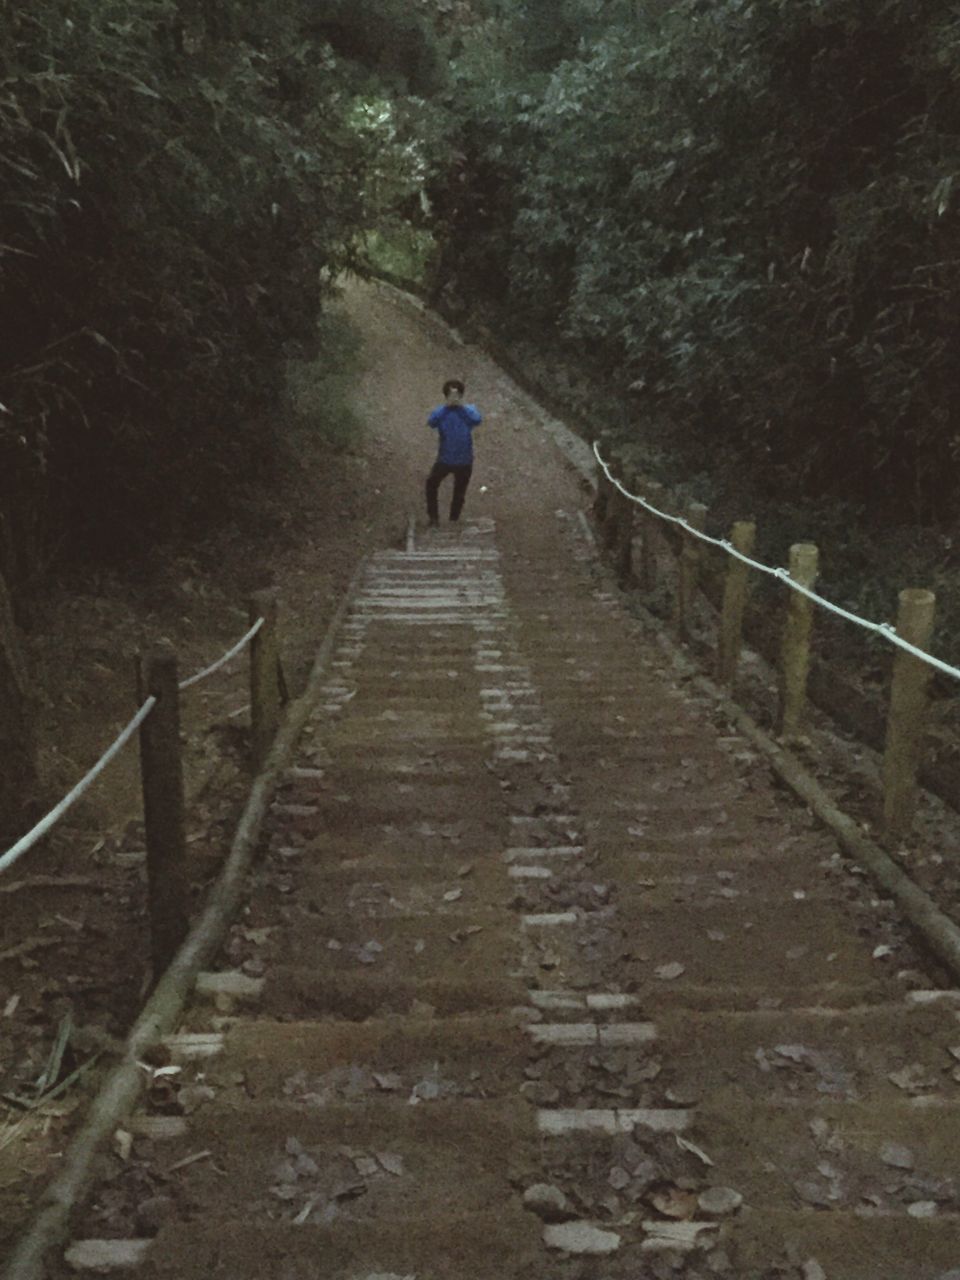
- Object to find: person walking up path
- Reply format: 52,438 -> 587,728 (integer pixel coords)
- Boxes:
425,379 -> 482,527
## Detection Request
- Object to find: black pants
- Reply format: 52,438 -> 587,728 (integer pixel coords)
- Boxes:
426,462 -> 472,523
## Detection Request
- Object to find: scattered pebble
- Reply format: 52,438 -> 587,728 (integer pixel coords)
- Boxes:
880,1141 -> 915,1170
907,1200 -> 937,1219
802,1262 -> 827,1280
543,1221 -> 621,1254
697,1186 -> 743,1216
522,1182 -> 571,1222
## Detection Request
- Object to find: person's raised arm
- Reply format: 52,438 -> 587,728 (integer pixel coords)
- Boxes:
463,404 -> 482,425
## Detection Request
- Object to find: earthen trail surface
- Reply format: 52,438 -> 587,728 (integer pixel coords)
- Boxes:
44,284 -> 960,1279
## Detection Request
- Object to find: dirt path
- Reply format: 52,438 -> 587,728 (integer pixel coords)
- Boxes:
0,277 -> 588,1247
3,283 -> 956,1279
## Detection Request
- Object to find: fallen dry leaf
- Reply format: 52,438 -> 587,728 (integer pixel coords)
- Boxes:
650,1185 -> 698,1220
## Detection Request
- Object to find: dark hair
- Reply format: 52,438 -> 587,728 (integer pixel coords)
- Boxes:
443,379 -> 465,398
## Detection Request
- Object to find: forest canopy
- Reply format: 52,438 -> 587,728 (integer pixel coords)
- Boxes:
5,0 -> 959,605
0,0 -> 446,593
432,0 -> 960,524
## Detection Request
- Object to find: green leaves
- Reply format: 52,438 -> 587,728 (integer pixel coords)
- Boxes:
0,0 -> 445,582
437,0 -> 960,522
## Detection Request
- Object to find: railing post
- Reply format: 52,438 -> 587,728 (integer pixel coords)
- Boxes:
594,461 -> 613,526
676,501 -> 708,640
717,520 -> 756,685
641,479 -> 663,593
883,588 -> 936,841
138,643 -> 188,979
249,589 -> 280,770
603,471 -> 625,553
613,477 -> 635,584
778,542 -> 819,736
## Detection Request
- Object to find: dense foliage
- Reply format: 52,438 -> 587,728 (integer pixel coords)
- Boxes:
0,0 -> 444,591
434,0 -> 960,524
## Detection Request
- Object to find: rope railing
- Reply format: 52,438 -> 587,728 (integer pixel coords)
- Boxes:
594,443 -> 960,683
593,442 -> 950,841
0,615 -> 267,879
0,699 -> 157,877
179,617 -> 264,691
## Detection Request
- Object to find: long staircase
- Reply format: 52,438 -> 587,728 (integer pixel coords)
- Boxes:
58,515 -> 960,1280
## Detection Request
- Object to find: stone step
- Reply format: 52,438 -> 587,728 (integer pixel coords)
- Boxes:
137,1209 -> 539,1278
727,1206 -> 960,1279
522,1000 -> 958,1108
125,1098 -> 532,1242
179,1019 -> 528,1103
275,911 -> 516,979
689,1096 -> 960,1215
254,968 -> 524,1021
572,897 -> 893,989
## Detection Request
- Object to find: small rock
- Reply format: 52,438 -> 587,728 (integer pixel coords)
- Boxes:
135,1196 -> 176,1236
888,1064 -> 934,1094
665,1086 -> 700,1107
655,962 -> 685,981
520,1080 -> 560,1105
802,1262 -> 827,1280
697,1186 -> 743,1217
523,1183 -> 572,1222
809,1118 -> 830,1144
543,1222 -> 621,1255
64,1240 -> 153,1272
907,1200 -> 937,1219
793,1179 -> 832,1208
880,1141 -> 915,1170
608,1166 -> 631,1192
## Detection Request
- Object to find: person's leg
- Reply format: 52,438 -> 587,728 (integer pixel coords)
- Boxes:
426,462 -> 449,526
449,465 -> 473,522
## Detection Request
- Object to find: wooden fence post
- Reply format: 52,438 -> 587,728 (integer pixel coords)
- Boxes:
602,474 -> 625,553
778,542 -> 819,736
594,462 -> 613,526
641,479 -> 664,592
717,521 -> 756,685
883,588 -> 936,841
249,589 -> 280,770
613,478 -> 636,584
676,501 -> 708,640
139,644 -> 188,979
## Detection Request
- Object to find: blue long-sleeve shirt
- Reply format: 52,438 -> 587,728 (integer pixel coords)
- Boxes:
428,403 -> 482,465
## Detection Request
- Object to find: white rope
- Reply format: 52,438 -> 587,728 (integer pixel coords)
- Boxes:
0,698 -> 157,876
179,617 -> 263,691
0,617 -> 267,879
594,444 -> 960,683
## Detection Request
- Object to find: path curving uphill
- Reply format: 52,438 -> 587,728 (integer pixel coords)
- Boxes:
10,283 -> 960,1279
